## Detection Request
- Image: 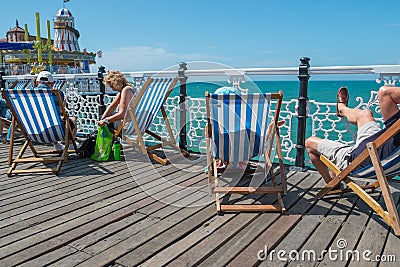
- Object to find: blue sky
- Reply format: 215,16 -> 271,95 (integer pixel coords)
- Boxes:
1,0 -> 400,73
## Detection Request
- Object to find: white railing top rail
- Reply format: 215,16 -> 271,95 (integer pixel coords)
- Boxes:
309,65 -> 400,75
2,64 -> 400,81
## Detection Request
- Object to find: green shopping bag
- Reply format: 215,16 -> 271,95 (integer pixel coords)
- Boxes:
91,125 -> 113,162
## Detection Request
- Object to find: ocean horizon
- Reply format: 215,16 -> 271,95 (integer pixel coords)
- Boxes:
177,80 -> 382,106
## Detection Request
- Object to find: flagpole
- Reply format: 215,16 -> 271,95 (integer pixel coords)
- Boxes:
63,0 -> 70,8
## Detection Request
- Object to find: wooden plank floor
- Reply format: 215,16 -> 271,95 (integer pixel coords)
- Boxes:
0,139 -> 399,266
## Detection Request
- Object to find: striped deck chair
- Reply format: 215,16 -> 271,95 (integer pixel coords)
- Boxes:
205,91 -> 287,213
53,80 -> 66,90
2,87 -> 78,176
2,80 -> 30,142
9,80 -> 30,89
116,77 -> 189,165
317,119 -> 400,235
2,80 -> 31,140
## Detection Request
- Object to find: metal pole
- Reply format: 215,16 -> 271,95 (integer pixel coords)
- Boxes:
97,65 -> 106,118
178,62 -> 188,151
293,57 -> 310,171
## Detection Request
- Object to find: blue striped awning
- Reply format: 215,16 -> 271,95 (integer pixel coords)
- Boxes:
0,42 -> 34,51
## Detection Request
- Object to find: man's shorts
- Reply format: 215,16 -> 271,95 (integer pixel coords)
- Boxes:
317,121 -> 381,170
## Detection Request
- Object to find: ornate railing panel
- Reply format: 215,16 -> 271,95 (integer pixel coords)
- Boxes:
2,63 -> 400,167
65,89 -> 101,135
310,90 -> 383,142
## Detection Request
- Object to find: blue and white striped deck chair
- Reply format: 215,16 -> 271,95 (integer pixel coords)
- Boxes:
205,91 -> 287,213
10,80 -> 30,89
1,80 -> 30,141
318,119 -> 400,235
53,80 -> 66,90
117,77 -> 189,165
3,87 -> 77,176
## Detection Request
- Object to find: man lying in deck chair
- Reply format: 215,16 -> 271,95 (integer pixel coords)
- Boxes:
305,86 -> 400,235
306,86 -> 400,184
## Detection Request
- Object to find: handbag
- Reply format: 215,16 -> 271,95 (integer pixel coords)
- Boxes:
90,125 -> 113,162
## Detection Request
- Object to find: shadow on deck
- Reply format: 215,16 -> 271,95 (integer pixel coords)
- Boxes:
0,140 -> 399,266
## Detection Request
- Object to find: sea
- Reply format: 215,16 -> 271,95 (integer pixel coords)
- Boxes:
173,80 -> 383,106
168,79 -> 388,166
166,79 -> 383,146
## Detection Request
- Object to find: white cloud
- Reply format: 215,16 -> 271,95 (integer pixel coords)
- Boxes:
328,56 -> 347,62
252,50 -> 275,55
94,46 -> 229,72
95,46 -> 176,71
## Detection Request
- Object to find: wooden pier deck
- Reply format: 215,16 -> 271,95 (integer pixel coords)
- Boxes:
0,140 -> 399,266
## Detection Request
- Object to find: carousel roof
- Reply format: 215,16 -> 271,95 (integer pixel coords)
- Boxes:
56,8 -> 73,17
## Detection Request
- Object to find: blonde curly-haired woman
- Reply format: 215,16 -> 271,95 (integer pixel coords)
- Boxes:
98,70 -> 136,129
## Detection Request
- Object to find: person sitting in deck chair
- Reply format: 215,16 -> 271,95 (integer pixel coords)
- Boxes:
305,86 -> 400,184
98,70 -> 136,130
211,85 -> 243,170
35,71 -> 78,151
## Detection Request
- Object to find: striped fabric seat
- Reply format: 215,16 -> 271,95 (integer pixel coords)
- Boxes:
208,93 -> 272,165
351,146 -> 400,179
4,88 -> 65,144
205,91 -> 287,213
53,80 -> 66,90
11,80 -> 30,89
125,77 -> 174,135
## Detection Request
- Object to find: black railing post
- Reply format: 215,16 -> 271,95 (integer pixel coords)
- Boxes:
97,65 -> 106,118
178,62 -> 188,151
293,57 -> 310,171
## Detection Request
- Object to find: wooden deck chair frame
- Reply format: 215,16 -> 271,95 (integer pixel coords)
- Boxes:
317,119 -> 400,235
115,77 -> 189,165
2,88 -> 78,176
0,117 -> 12,131
0,116 -> 21,144
205,91 -> 287,214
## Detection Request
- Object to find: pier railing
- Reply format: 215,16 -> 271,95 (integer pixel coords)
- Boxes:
1,58 -> 400,168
